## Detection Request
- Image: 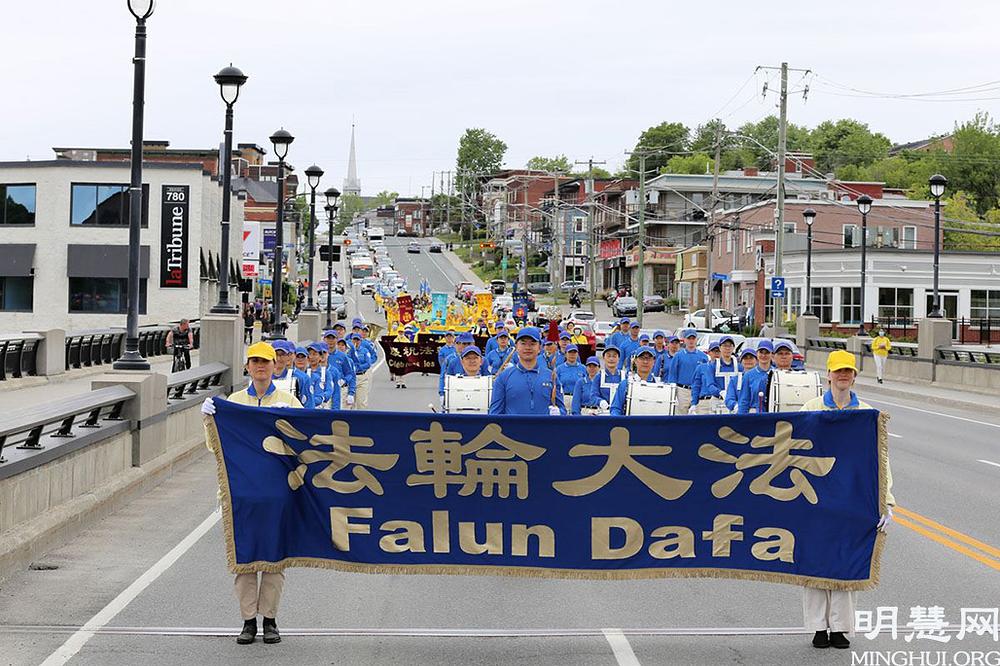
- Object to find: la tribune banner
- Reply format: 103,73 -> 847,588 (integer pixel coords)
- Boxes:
205,400 -> 888,590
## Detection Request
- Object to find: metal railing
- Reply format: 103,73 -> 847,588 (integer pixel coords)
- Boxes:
166,362 -> 227,402
956,317 -> 1000,345
0,333 -> 42,381
64,321 -> 201,372
0,385 -> 134,466
807,337 -> 848,350
863,341 -> 918,357
938,348 -> 1000,364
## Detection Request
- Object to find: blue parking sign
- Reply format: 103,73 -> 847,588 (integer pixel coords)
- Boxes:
770,276 -> 785,298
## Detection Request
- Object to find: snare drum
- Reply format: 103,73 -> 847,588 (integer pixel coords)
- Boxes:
768,370 -> 824,412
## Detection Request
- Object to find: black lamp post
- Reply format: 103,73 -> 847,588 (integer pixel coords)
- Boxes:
115,0 -> 156,370
928,174 -> 948,318
803,207 -> 816,317
210,64 -> 248,314
324,187 -> 341,329
302,165 -> 324,311
856,194 -> 873,336
268,128 -> 294,339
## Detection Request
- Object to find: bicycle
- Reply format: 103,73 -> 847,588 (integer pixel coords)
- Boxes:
171,343 -> 191,373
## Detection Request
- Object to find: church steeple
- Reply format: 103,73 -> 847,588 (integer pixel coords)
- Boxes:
342,124 -> 361,196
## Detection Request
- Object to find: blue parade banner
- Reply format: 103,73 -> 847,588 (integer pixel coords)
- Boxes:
431,292 -> 448,324
205,400 -> 888,590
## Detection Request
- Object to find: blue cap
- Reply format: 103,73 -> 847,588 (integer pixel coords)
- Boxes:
668,334 -> 680,343
683,328 -> 697,338
295,346 -> 308,357
516,327 -> 542,342
497,330 -> 509,338
774,339 -> 795,352
278,340 -> 297,353
619,317 -> 630,325
461,346 -> 482,358
739,347 -> 758,359
634,346 -> 656,358
603,345 -> 621,356
719,335 -> 735,346
756,339 -> 774,353
352,318 -> 363,328
653,330 -> 666,339
630,322 -> 640,329
638,333 -> 650,342
496,322 -> 505,329
543,338 -> 556,346
585,356 -> 600,366
308,341 -> 327,353
456,332 -> 475,344
559,332 -> 571,340
445,330 -> 455,336
333,322 -> 346,329
566,344 -> 579,352
322,330 -> 338,339
349,333 -> 362,341
708,340 -> 721,351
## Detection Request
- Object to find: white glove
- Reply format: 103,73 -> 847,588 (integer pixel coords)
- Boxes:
878,507 -> 894,533
272,402 -> 290,408
599,400 -> 609,411
346,394 -> 355,406
201,397 -> 217,415
337,378 -> 345,386
548,405 -> 561,416
688,406 -> 698,415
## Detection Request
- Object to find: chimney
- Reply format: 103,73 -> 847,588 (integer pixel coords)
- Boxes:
743,166 -> 759,177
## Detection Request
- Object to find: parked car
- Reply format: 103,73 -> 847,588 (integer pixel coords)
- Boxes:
683,308 -> 738,331
612,296 -> 638,318
558,279 -> 587,293
739,337 -> 805,370
317,292 -> 348,319
407,241 -> 421,253
642,294 -> 666,312
592,320 -> 616,348
696,332 -> 747,353
429,242 -> 443,253
493,294 -> 513,314
566,310 -> 596,323
455,281 -> 474,298
490,279 -> 506,295
527,281 -> 552,295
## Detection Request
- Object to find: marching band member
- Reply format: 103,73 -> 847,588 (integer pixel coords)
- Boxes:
201,342 -> 300,645
556,331 -> 571,363
306,342 -> 337,408
316,342 -> 345,410
438,329 -> 458,370
606,318 -> 631,350
608,347 -> 660,415
773,339 -> 795,371
650,330 -> 668,367
654,332 -> 680,380
542,339 -> 560,370
555,344 -> 586,411
438,332 -> 485,407
571,356 -> 603,415
725,347 -> 758,412
348,333 -> 373,409
324,331 -> 357,404
799,349 -> 895,650
667,328 -> 708,414
291,346 -> 316,408
618,322 -> 642,360
591,345 -> 624,413
736,340 -> 774,413
489,327 -> 565,415
485,322 -> 506,356
628,333 -> 652,365
691,336 -> 738,415
457,344 -> 485,377
485,330 -> 517,374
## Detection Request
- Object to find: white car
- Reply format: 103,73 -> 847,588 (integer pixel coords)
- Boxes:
696,332 -> 746,352
566,310 -> 596,323
682,308 -> 738,331
492,295 -> 513,313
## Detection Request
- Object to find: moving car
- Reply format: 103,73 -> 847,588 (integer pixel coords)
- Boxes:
642,294 -> 666,312
611,296 -> 638,318
360,277 -> 379,295
527,281 -> 552,295
492,294 -> 513,314
317,292 -> 348,319
683,308 -> 738,331
407,241 -> 421,253
428,242 -> 443,253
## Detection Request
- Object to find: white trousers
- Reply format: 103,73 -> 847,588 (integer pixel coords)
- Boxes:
675,387 -> 692,414
235,572 -> 285,621
802,587 -> 856,633
694,396 -> 721,415
355,371 -> 371,409
873,354 -> 886,380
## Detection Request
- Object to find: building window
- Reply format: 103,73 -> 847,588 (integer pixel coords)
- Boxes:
783,222 -> 796,234
877,287 -> 914,323
0,276 -> 33,311
574,240 -> 585,256
900,226 -> 917,250
786,286 -> 801,316
68,277 -> 147,314
677,281 -> 692,309
689,253 -> 699,267
810,287 -> 833,323
70,183 -> 149,227
574,216 -> 585,233
726,230 -> 734,254
843,224 -> 860,248
971,290 -> 1000,319
744,229 -> 752,252
1,185 -> 36,225
840,287 -> 861,324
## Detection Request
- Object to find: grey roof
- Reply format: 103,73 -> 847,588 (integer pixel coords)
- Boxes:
232,177 -> 278,203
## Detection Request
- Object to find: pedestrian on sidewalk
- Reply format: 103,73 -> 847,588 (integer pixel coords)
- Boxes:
871,329 -> 891,384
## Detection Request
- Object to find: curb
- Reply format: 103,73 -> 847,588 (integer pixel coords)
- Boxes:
852,379 -> 999,413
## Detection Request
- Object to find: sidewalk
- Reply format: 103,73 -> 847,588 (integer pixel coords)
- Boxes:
436,241 -> 484,289
852,373 -> 1000,413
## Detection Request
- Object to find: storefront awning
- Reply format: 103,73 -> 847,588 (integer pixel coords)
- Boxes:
0,244 -> 36,277
67,244 -> 150,279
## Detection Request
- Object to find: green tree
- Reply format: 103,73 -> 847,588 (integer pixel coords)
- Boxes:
809,119 -> 891,172
661,153 -> 713,175
737,116 -> 811,169
526,154 -> 572,173
334,193 -> 365,233
626,121 -> 690,175
456,128 -> 507,238
941,191 -> 1000,251
943,112 -> 1000,215
835,154 -> 938,192
371,190 -> 398,208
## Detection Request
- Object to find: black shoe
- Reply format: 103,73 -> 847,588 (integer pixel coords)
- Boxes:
877,378 -> 883,384
237,619 -> 257,645
829,631 -> 850,649
812,630 -> 830,648
262,617 -> 281,644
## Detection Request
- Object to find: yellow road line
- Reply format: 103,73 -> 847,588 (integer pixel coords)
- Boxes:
894,507 -> 1000,573
895,506 -> 1000,560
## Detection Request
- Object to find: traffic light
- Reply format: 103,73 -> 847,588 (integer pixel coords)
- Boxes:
479,241 -> 495,250
319,245 -> 341,262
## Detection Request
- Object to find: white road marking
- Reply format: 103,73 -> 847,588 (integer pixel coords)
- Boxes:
40,510 -> 221,666
888,433 -> 902,438
866,397 -> 1000,429
602,628 -> 642,665
978,459 -> 1000,469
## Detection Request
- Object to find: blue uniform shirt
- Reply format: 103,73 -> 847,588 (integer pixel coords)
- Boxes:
570,373 -> 601,414
329,350 -> 357,395
618,336 -> 641,362
654,351 -> 676,381
555,361 -> 586,396
438,343 -> 457,369
350,343 -> 372,373
591,367 -> 625,404
609,372 -> 660,415
606,330 -> 629,351
489,361 -> 566,415
667,347 -> 709,386
438,350 -> 488,395
485,346 -> 517,374
736,365 -> 773,413
691,358 -> 738,401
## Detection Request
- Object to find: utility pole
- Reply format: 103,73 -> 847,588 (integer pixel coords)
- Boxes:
445,170 -> 452,233
637,153 -> 647,327
551,172 -> 561,304
575,157 -> 607,313
705,122 -> 722,330
774,61 -> 788,326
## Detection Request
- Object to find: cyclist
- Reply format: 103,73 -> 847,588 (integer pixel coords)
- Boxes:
166,319 -> 194,372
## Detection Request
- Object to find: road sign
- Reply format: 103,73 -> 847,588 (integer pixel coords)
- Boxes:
501,258 -> 508,270
770,276 -> 786,298
711,272 -> 729,282
258,278 -> 272,285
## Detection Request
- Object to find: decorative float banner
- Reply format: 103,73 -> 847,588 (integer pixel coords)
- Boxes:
206,400 -> 888,590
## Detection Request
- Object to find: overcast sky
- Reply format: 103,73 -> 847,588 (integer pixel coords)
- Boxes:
4,1 -> 999,195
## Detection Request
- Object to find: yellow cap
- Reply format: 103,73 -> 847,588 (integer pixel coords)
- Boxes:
246,341 -> 276,362
827,349 -> 857,373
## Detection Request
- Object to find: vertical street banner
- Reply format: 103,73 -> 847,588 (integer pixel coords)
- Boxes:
159,185 -> 189,288
397,294 -> 415,325
431,292 -> 449,324
206,403 -> 888,589
242,221 -> 261,278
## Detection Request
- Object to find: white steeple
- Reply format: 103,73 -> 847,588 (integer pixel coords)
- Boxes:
342,124 -> 361,196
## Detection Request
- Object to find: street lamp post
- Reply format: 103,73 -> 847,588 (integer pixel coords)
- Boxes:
210,64 -> 248,314
928,174 -> 948,318
324,188 -> 341,329
856,195 -> 873,336
114,0 -> 156,370
803,208 -> 816,317
302,165 -> 324,311
268,128 -> 294,339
